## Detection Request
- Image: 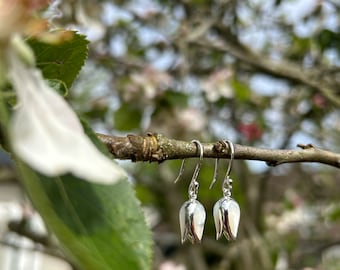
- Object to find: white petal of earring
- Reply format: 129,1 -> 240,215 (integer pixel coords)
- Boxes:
176,140 -> 206,244
210,140 -> 240,241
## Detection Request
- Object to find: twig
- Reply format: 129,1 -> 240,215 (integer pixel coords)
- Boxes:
192,39 -> 340,107
8,219 -> 51,247
7,218 -> 77,268
97,133 -> 340,168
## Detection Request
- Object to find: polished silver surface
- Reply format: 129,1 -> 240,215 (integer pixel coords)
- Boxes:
179,199 -> 206,244
213,197 -> 240,240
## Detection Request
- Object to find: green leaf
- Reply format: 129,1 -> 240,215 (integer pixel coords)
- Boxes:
289,36 -> 311,60
327,204 -> 340,221
231,78 -> 251,101
14,124 -> 153,270
114,103 -> 142,131
27,31 -> 89,89
1,88 -> 17,107
161,90 -> 188,108
316,29 -> 340,53
47,79 -> 68,96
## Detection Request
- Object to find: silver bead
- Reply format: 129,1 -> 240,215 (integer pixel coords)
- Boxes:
179,199 -> 206,244
213,197 -> 240,240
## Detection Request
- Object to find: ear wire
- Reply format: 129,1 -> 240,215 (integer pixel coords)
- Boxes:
209,140 -> 234,189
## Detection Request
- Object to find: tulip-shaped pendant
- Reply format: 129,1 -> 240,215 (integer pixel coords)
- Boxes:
213,196 -> 240,240
179,199 -> 206,244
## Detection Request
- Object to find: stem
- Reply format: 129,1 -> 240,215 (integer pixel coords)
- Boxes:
192,38 -> 340,107
97,133 -> 340,168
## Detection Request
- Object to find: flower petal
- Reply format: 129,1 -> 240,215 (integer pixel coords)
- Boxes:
179,201 -> 189,244
191,200 -> 206,242
213,199 -> 224,240
179,199 -> 206,244
224,199 -> 240,240
213,197 -> 240,240
7,48 -> 127,184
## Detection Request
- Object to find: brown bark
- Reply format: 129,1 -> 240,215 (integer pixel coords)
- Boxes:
97,133 -> 340,168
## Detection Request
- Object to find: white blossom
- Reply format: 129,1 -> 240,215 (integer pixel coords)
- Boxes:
7,45 -> 127,184
201,68 -> 234,102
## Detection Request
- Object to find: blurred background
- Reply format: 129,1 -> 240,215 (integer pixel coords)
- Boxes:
0,0 -> 339,269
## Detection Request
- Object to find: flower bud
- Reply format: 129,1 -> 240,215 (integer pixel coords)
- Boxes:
179,199 -> 206,244
213,197 -> 240,240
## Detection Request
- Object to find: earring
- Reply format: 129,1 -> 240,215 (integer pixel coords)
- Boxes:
210,140 -> 240,241
177,140 -> 206,244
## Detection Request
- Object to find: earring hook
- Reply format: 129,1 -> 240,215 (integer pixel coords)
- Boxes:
222,140 -> 234,197
190,140 -> 204,184
209,158 -> 219,189
174,159 -> 186,183
209,140 -> 235,189
187,140 -> 204,200
174,140 -> 204,184
224,140 -> 234,179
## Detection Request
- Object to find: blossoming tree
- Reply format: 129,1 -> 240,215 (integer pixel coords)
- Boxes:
1,1 -> 339,270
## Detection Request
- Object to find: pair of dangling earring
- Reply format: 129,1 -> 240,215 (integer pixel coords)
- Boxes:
175,140 -> 240,244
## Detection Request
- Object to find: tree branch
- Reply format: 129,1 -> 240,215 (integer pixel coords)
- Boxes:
97,133 -> 340,168
191,38 -> 340,107
7,219 -> 71,264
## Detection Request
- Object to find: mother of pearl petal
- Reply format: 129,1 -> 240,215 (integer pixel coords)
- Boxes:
213,199 -> 224,239
179,199 -> 206,243
192,200 -> 206,242
222,198 -> 240,239
213,197 -> 240,240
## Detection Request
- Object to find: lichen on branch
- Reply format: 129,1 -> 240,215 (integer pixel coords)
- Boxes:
97,133 -> 340,168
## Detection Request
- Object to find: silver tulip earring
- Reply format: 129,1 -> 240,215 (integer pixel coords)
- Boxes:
176,140 -> 206,244
210,140 -> 240,241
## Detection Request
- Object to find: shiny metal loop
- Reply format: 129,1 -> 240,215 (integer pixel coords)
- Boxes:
188,181 -> 199,200
188,140 -> 204,199
223,140 -> 234,180
174,159 -> 186,183
209,158 -> 219,189
222,140 -> 235,197
190,140 -> 203,182
209,140 -> 235,189
174,140 -> 204,184
222,176 -> 232,197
